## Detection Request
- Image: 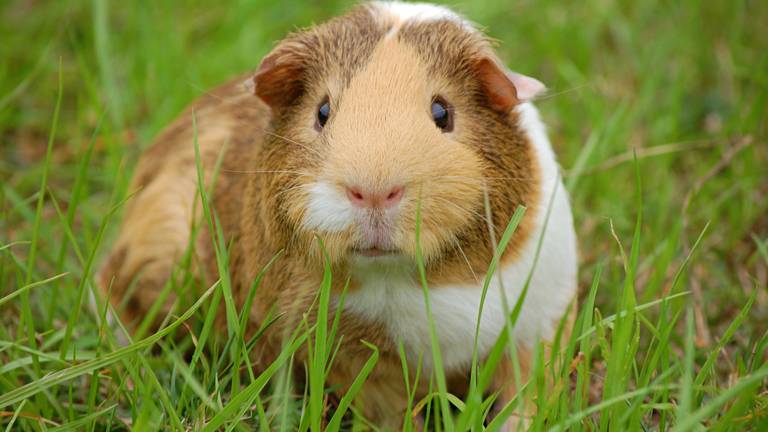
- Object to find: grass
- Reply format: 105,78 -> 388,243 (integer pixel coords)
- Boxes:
1,0 -> 767,430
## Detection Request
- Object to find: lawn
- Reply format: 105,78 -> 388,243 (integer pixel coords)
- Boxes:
1,0 -> 767,430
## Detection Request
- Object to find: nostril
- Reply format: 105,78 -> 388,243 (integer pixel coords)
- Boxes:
384,187 -> 404,206
346,186 -> 366,204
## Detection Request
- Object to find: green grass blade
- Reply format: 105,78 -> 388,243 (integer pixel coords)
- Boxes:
326,341 -> 380,431
201,329 -> 310,432
670,367 -> 768,432
0,272 -> 68,308
0,281 -> 219,409
414,190 -> 454,430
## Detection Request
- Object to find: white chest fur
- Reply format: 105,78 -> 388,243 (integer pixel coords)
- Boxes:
339,104 -> 578,372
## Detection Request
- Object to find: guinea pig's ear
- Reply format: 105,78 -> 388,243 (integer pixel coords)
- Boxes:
474,56 -> 546,112
244,40 -> 308,108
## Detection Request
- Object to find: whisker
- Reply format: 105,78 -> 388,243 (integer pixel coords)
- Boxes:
427,175 -> 486,184
532,83 -> 594,103
221,169 -> 314,176
428,175 -> 540,184
481,176 -> 540,181
429,196 -> 494,230
185,81 -> 226,103
273,183 -> 311,201
450,237 -> 479,283
264,131 -> 324,159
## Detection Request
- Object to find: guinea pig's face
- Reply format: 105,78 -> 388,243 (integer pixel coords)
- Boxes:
253,3 -> 544,278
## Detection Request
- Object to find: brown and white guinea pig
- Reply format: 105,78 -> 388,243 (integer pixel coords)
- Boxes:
98,0 -> 577,427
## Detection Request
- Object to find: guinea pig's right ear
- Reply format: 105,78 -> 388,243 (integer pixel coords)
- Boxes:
244,40 -> 308,108
473,56 -> 546,113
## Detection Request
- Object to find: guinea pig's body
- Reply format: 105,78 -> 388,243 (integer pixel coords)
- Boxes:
99,1 -> 577,427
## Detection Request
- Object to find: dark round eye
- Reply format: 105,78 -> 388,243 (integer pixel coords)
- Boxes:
316,99 -> 331,130
431,98 -> 453,132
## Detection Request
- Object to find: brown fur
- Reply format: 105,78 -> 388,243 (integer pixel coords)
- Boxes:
98,3 -> 569,427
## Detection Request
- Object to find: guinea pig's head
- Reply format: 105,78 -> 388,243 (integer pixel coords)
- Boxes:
248,2 -> 545,280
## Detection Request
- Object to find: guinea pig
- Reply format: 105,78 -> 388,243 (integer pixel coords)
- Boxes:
98,1 -> 577,428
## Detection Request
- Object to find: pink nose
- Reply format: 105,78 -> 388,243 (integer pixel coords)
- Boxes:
346,185 -> 404,209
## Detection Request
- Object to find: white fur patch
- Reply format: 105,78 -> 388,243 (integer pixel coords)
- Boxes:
341,103 -> 578,372
372,1 -> 474,37
374,1 -> 462,23
303,181 -> 355,232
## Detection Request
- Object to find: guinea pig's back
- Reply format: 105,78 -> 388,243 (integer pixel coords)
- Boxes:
132,76 -> 268,192
98,76 -> 269,328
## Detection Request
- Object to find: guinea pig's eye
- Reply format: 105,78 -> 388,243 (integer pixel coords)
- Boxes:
431,97 -> 453,132
316,99 -> 331,130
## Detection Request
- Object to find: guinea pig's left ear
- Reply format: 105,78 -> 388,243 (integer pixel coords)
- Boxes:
243,39 -> 308,108
474,57 -> 546,112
